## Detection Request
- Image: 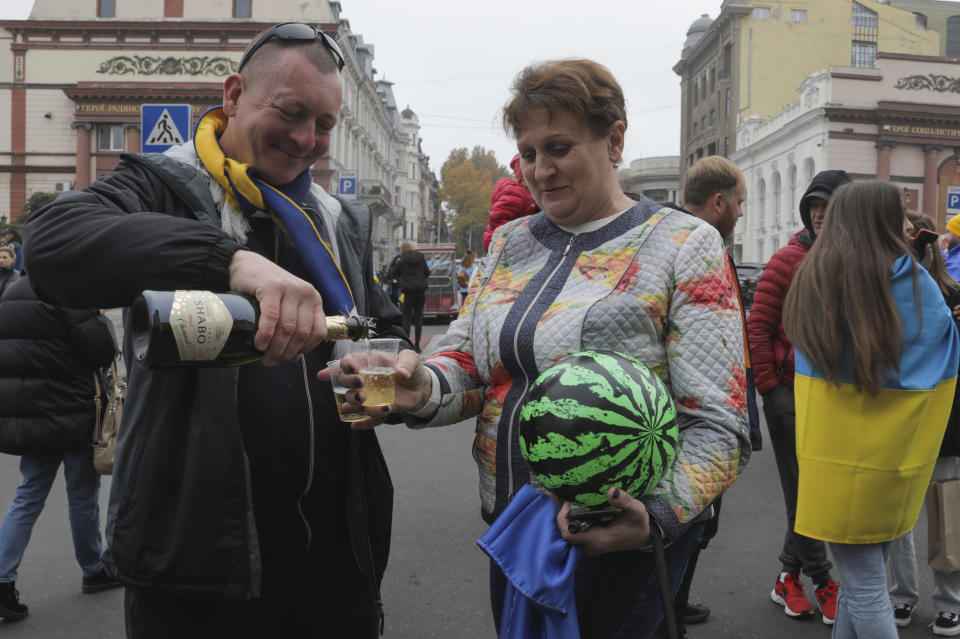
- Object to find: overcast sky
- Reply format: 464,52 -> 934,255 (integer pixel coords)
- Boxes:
0,0 -> 720,171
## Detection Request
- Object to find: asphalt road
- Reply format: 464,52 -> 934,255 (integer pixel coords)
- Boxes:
0,319 -> 943,637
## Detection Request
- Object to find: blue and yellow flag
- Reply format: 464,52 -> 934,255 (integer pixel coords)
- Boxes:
795,255 -> 959,544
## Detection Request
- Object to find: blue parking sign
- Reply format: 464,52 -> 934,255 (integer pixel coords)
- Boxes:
141,104 -> 192,153
339,174 -> 357,196
949,186 -> 960,216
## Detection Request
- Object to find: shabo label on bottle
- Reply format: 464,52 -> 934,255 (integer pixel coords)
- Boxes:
169,290 -> 234,361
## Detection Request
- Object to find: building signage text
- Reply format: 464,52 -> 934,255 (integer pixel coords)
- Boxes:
883,124 -> 960,139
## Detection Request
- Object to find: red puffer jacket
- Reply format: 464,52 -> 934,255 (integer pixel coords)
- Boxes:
747,229 -> 814,394
482,178 -> 537,252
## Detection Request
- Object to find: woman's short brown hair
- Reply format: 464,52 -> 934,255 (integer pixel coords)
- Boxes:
502,59 -> 627,138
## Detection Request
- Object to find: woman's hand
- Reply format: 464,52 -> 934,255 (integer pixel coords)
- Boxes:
557,487 -> 652,554
317,349 -> 432,429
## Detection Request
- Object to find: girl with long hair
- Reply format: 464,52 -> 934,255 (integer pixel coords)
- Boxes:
784,182 -> 959,638
886,212 -> 960,633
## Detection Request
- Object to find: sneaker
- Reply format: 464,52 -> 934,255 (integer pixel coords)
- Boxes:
0,581 -> 28,621
676,602 -> 711,625
770,573 -> 813,618
814,579 -> 838,625
893,602 -> 915,628
934,611 -> 960,637
82,569 -> 121,594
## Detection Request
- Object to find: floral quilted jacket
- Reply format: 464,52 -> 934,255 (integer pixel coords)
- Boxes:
412,197 -> 750,540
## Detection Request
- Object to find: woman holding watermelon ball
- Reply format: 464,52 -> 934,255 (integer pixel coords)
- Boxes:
343,59 -> 751,638
783,181 -> 959,638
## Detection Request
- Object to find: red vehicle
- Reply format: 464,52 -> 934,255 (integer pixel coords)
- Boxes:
417,244 -> 460,320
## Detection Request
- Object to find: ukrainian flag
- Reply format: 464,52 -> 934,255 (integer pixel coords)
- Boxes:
794,255 -> 959,544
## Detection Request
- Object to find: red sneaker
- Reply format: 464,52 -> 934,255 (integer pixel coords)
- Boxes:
770,574 -> 814,618
815,580 -> 839,626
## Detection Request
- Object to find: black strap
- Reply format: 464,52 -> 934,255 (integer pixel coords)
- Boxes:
651,524 -> 680,639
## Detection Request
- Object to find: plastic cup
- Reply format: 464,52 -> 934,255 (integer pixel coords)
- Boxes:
360,338 -> 400,407
327,359 -> 367,422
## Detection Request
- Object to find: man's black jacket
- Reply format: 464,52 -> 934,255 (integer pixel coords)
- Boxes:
24,152 -> 404,609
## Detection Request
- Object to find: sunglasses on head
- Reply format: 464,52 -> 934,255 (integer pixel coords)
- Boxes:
238,22 -> 345,73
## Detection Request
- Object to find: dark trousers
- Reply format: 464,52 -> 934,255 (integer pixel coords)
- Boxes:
123,532 -> 378,638
490,522 -> 704,639
402,291 -> 426,347
763,383 -> 832,583
674,496 -> 722,609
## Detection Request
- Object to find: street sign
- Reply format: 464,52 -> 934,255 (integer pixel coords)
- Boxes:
339,171 -> 357,197
141,104 -> 192,153
948,185 -> 960,216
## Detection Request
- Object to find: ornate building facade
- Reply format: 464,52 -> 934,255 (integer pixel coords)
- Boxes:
0,0 -> 436,271
732,53 -> 960,262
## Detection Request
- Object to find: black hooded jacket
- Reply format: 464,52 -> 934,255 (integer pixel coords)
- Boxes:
0,275 -> 117,453
799,170 -> 852,240
389,250 -> 430,295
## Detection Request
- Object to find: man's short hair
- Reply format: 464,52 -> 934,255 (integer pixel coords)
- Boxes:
240,30 -> 340,86
683,156 -> 744,207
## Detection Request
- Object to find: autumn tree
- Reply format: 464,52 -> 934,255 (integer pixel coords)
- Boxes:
437,146 -> 509,254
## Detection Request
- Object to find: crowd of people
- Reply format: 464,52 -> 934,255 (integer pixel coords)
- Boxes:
0,20 -> 955,639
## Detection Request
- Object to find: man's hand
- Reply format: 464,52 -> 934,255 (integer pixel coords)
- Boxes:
228,250 -> 326,365
317,349 -> 432,429
557,487 -> 652,554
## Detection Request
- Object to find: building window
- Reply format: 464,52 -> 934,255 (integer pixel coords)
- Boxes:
724,137 -> 730,157
851,41 -> 877,67
771,237 -> 780,252
788,165 -> 797,223
948,16 -> 960,59
757,238 -> 764,261
804,157 -> 815,186
164,0 -> 183,17
852,2 -> 878,67
709,109 -> 716,127
707,142 -> 717,156
693,80 -> 699,105
722,43 -> 732,74
701,75 -> 707,100
753,7 -> 770,19
98,0 -> 115,17
791,9 -> 806,22
233,0 -> 251,18
710,67 -> 716,92
409,162 -> 416,179
725,88 -> 731,118
757,178 -> 766,231
701,116 -> 706,131
771,172 -> 781,229
913,12 -> 927,29
98,125 -> 124,151
693,121 -> 698,135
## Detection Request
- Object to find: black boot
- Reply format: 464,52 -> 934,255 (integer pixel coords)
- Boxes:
0,581 -> 28,621
82,569 -> 121,594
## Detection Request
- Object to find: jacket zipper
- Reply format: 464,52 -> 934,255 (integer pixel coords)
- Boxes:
274,225 -> 316,551
504,233 -> 577,499
298,356 -> 316,550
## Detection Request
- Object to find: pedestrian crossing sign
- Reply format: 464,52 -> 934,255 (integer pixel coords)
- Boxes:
141,104 -> 192,153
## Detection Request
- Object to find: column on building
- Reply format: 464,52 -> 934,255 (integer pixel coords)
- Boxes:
125,124 -> 140,153
71,122 -> 93,189
876,141 -> 895,182
924,145 -> 942,217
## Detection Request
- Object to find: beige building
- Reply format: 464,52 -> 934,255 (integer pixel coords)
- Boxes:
674,1 -> 947,174
617,156 -> 681,205
732,53 -> 960,262
0,0 -> 436,266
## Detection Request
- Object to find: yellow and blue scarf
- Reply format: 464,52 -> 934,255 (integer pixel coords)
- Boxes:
193,107 -> 357,317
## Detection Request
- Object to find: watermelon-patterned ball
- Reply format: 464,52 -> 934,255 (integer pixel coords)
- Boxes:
518,350 -> 679,509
